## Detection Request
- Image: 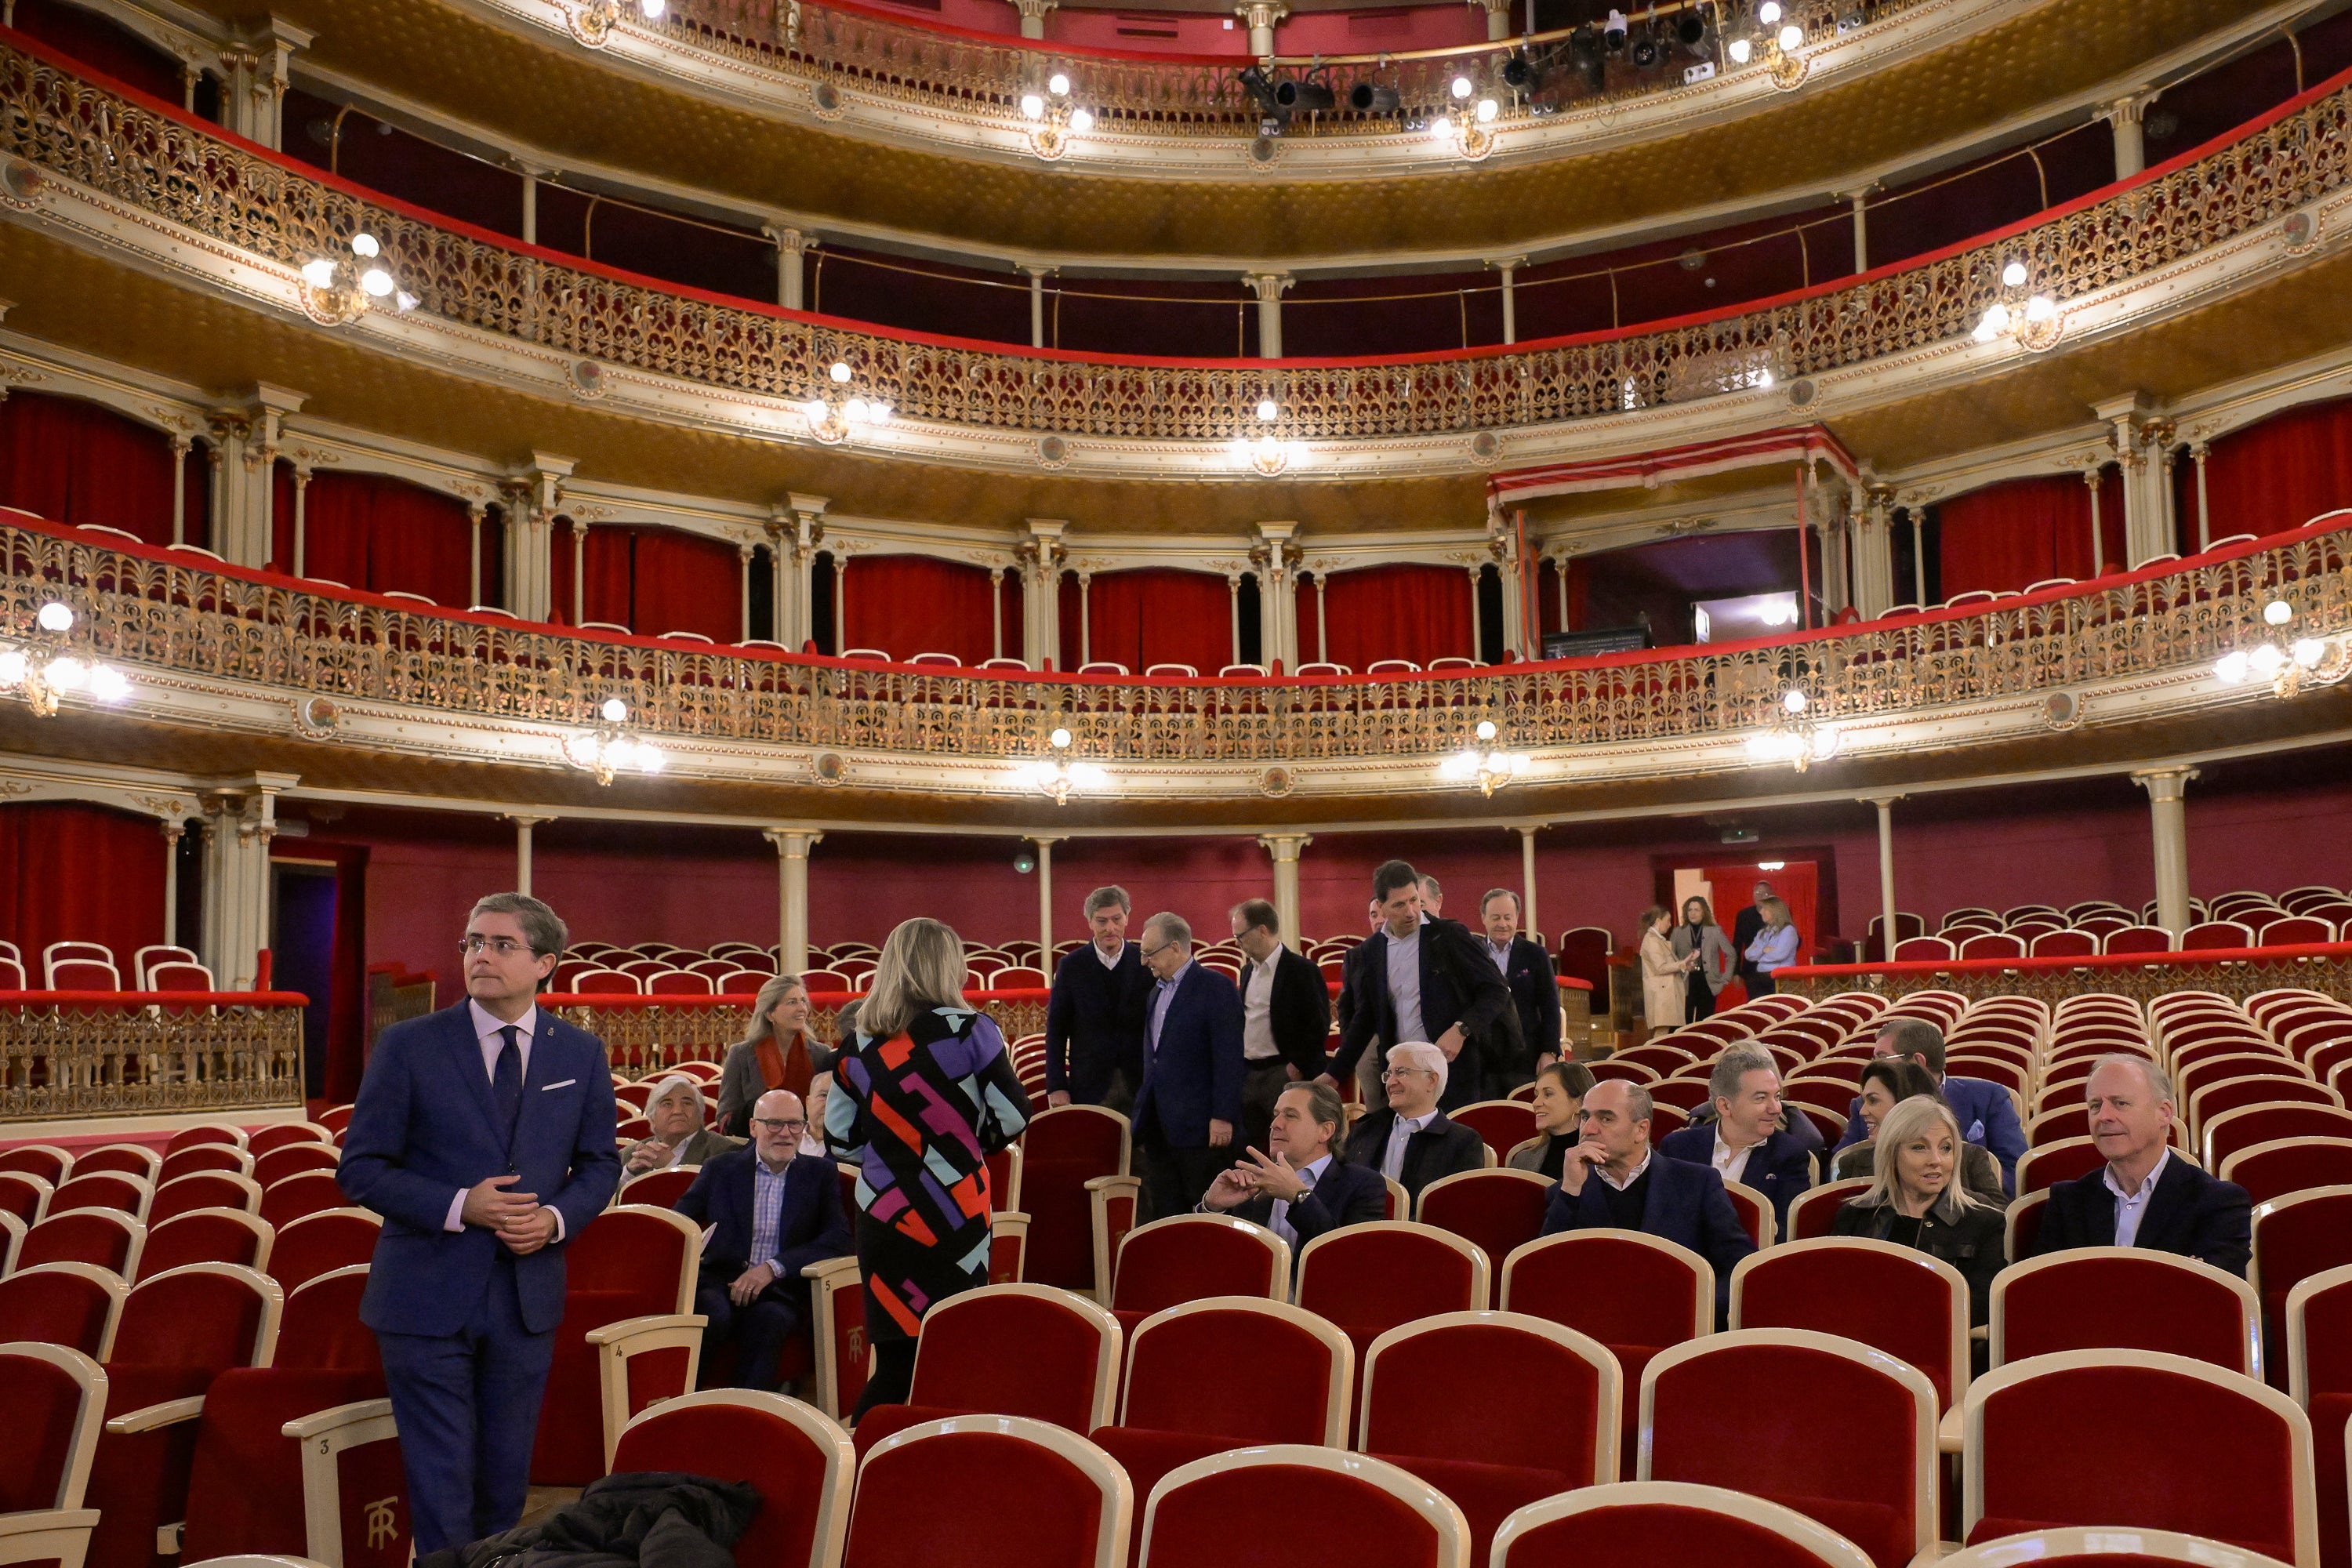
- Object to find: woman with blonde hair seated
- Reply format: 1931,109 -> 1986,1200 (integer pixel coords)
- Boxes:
716,972 -> 818,1137
1831,1094 -> 2005,1324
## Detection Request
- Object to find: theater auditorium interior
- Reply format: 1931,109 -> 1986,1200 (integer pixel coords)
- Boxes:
4,0 -> 2352,1561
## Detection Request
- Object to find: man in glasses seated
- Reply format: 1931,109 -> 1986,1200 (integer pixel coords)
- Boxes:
1339,1041 -> 1486,1205
674,1087 -> 851,1389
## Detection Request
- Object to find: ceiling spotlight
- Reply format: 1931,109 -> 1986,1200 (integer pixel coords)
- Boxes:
1020,92 -> 1045,118
1632,26 -> 1660,66
1676,13 -> 1708,47
1238,65 -> 1288,129
1501,51 -> 1539,89
1450,74 -> 1474,99
1275,75 -> 1334,111
1047,71 -> 1070,95
1349,81 -> 1401,112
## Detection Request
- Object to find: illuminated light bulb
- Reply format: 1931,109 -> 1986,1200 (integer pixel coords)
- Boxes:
868,402 -> 891,425
1782,688 -> 1807,713
301,258 -> 338,287
844,397 -> 869,423
2264,599 -> 2294,626
43,656 -> 85,691
1757,1 -> 1781,21
1475,720 -> 1498,741
350,232 -> 380,258
36,602 -> 73,633
601,697 -> 629,723
1257,434 -> 1281,459
801,399 -> 829,425
1430,117 -> 1456,143
1756,368 -> 1775,388
641,0 -> 663,16
0,650 -> 22,684
360,267 -> 394,297
636,744 -> 665,773
2001,260 -> 2028,288
1020,93 -> 1045,119
1047,71 -> 1070,95
1973,303 -> 2011,343
1256,397 -> 1279,422
1049,726 -> 1073,748
395,290 -> 419,312
1777,22 -> 1802,48
2293,637 -> 2326,668
2024,294 -> 2056,322
1727,36 -> 1751,62
89,665 -> 129,702
1475,96 -> 1498,122
562,731 -> 601,767
1450,74 -> 1473,99
1069,107 -> 1094,132
2250,644 -> 2285,677
829,361 -> 852,383
2215,650 -> 2251,683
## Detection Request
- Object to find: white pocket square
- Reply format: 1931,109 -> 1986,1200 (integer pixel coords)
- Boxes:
541,1078 -> 577,1091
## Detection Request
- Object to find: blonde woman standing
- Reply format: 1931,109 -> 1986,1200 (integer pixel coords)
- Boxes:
1638,905 -> 1693,1037
1742,895 -> 1802,996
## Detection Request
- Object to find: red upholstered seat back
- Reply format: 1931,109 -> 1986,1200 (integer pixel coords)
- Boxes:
20,1211 -> 138,1274
259,1172 -> 349,1229
1417,1177 -> 1548,1306
140,1211 -> 264,1277
276,1270 -> 378,1374
1146,1459 -> 1443,1568
1025,1107 -> 1127,1169
1122,1306 -> 1334,1444
73,1148 -> 158,1178
1974,1362 -> 2299,1559
844,1430 -> 1108,1568
1363,1319 -> 1601,1477
564,1208 -> 690,1309
911,1291 -> 1107,1428
1505,1235 -> 1704,1348
51,1173 -> 145,1215
269,1210 -> 379,1291
252,1145 -> 342,1186
1736,1245 -> 1962,1410
0,1351 -> 86,1512
615,1401 -> 837,1568
152,1174 -> 254,1224
1298,1229 -> 1478,1356
1113,1222 -> 1279,1316
2215,1106 -> 2352,1169
1999,1255 -> 2251,1373
116,1269 -> 267,1370
0,1171 -> 48,1225
246,1125 -> 331,1157
1500,1502 -> 1853,1568
1647,1341 -> 1920,1568
1022,1109 -> 1128,1291
2254,1189 -> 2352,1341
0,1267 -> 118,1355
2223,1140 -> 2352,1205
1450,1102 -> 1538,1158
0,1147 -> 69,1184
159,1146 -> 249,1181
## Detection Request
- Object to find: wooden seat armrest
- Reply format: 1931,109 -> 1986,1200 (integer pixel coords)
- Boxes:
0,1508 -> 102,1568
801,1255 -> 861,1284
587,1313 -> 709,1471
103,1396 -> 205,1436
280,1398 -> 397,1568
281,1397 -> 397,1444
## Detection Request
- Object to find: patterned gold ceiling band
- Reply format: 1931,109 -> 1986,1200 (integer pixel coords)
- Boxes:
0,998 -> 306,1120
11,519 -> 2347,764
0,39 -> 2342,441
1778,949 -> 2352,1007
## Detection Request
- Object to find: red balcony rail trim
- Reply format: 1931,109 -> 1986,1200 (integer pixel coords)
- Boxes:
1780,941 -> 2352,982
0,989 -> 314,1004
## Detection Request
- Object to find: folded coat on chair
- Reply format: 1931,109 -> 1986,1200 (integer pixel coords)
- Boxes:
417,1471 -> 761,1568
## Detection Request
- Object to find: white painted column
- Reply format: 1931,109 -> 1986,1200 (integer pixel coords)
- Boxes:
521,169 -> 539,246
1845,186 -> 1876,274
571,518 -> 587,624
1493,257 -> 1523,344
1078,571 -> 1092,666
2191,442 -> 2212,552
765,830 -> 822,972
1517,826 -> 1539,941
467,503 -> 485,607
1227,574 -> 1242,667
1465,566 -> 1483,659
507,815 -> 546,897
1234,1 -> 1286,55
2085,467 -> 2107,576
1314,573 -> 1329,662
1014,0 -> 1054,38
1255,523 -> 1297,670
1472,0 -> 1511,40
169,437 -> 191,546
160,820 -> 185,946
832,554 -> 848,652
1909,508 -> 1928,606
1034,837 -> 1059,963
1246,272 -> 1293,359
1849,482 -> 1896,619
739,542 -> 756,643
763,227 -> 815,312
2132,769 -> 2197,935
1022,519 -> 1065,668
199,780 -> 291,993
289,465 -> 310,578
1868,795 -> 1901,957
990,567 -> 1007,659
1025,265 -> 1054,349
2107,93 -> 2153,180
1258,834 -> 1311,953
1553,550 -> 1570,631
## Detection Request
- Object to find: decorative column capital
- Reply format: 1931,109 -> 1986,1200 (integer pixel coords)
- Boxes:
1255,833 -> 1312,859
1013,0 -> 1056,20
2129,766 -> 2198,801
1019,262 -> 1058,281
2103,89 -> 2159,127
763,828 -> 824,856
1233,2 -> 1287,33
761,224 -> 818,256
1243,270 -> 1294,303
1488,255 -> 1526,275
502,813 -> 551,828
1859,793 -> 1906,809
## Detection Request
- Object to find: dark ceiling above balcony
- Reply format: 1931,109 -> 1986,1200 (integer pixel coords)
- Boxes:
170,0 -> 2266,260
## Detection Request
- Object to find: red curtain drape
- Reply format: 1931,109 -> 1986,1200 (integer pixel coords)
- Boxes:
0,803 -> 166,978
572,524 -> 739,640
840,555 -> 1003,663
1936,474 -> 2127,597
1699,858 -> 1820,960
1319,564 -> 1476,669
2199,397 -> 2352,541
0,391 -> 181,545
275,471 -> 475,604
1080,569 -> 1232,673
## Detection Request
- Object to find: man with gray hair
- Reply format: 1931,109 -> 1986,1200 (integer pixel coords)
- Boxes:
1339,1040 -> 1484,1203
1834,1014 -> 2027,1194
1657,1044 -> 1812,1233
2035,1053 -> 2251,1275
1044,884 -> 1152,1113
1131,910 -> 1246,1218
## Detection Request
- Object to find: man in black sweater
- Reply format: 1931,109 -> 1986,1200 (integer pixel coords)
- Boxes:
1044,884 -> 1152,1113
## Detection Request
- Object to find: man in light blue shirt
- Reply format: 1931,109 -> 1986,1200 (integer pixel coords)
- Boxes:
1130,911 -> 1246,1219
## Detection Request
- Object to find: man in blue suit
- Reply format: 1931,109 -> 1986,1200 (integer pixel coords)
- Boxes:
339,893 -> 620,1556
673,1087 -> 850,1388
1658,1045 -> 1813,1236
1541,1079 -> 1756,1323
1833,1017 -> 2027,1193
1131,910 -> 1246,1220
2035,1055 -> 2251,1276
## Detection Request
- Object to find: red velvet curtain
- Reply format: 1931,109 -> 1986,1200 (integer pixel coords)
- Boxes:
0,391 -> 181,545
573,524 -> 739,640
0,803 -> 166,978
1319,564 -> 1476,669
1699,858 -> 1820,960
1081,570 -> 1232,673
274,471 -> 475,604
841,555 -> 1004,663
1936,473 -> 2128,597
2199,397 -> 2352,541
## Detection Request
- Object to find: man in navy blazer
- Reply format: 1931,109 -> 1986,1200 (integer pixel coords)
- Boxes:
1834,1018 -> 2027,1193
1541,1079 -> 1756,1323
1200,1081 -> 1386,1265
2034,1055 -> 2252,1276
339,894 -> 620,1555
1131,911 -> 1247,1219
1328,861 -> 1518,1112
1658,1045 -> 1812,1236
1478,888 -> 1561,1086
673,1087 -> 850,1388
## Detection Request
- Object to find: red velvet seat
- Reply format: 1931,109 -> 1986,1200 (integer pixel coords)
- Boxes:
2208,1105 -> 2352,1173
243,1124 -> 334,1159
2252,1187 -> 2352,1391
2288,1262 -> 2352,1568
250,1144 -> 343,1189
2016,1138 -> 2104,1196
1962,1349 -> 2315,1565
1021,1107 -> 1131,1295
615,1167 -> 700,1208
0,1262 -> 126,1357
531,1205 -> 701,1484
74,1146 -> 162,1181
1359,1311 -> 1619,1564
1941,1525 -> 2303,1566
265,1208 -> 379,1292
50,1171 -> 152,1221
0,1145 -> 72,1185
1414,1172 -> 1549,1309
846,1415 -> 1130,1568
1642,1329 -> 1937,1568
139,1210 -> 271,1281
851,1283 -> 1121,1454
1784,1180 -> 1872,1243
1448,1100 -> 1538,1160
156,1145 -> 252,1183
151,1172 -> 262,1226
0,1171 -> 53,1228
1992,1248 -> 2262,1377
256,1172 -> 347,1229
1090,1298 -> 1350,1562
1492,1481 -> 1878,1568
0,1341 -> 107,1568
1501,1230 -> 1711,1465
1108,1215 -> 1288,1337
162,1126 -> 245,1157
2222,1137 -> 2352,1206
1140,1444 -> 1468,1568
612,1390 -> 854,1568
1294,1222 -> 1486,1361
1732,1238 -> 1971,1414
19,1210 -> 144,1279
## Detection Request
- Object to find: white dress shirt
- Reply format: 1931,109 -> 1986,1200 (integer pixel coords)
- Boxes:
1269,1152 -> 1332,1248
445,1000 -> 565,1239
1242,958 -> 1280,1062
1486,938 -> 1512,973
2105,1149 -> 2169,1247
1710,1131 -> 1755,1186
1597,1152 -> 1653,1192
1094,939 -> 1124,971
1381,1110 -> 1436,1182
1385,925 -> 1426,1045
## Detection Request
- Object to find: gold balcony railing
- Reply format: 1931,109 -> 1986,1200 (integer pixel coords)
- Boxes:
0,37 -> 2343,441
0,990 -> 308,1120
10,517 -> 2349,768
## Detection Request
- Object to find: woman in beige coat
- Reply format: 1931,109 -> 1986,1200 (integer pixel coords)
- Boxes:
1638,905 -> 1693,1036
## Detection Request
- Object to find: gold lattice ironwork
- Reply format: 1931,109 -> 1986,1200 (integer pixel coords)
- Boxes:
0,999 -> 307,1120
0,38 -> 2345,441
1779,950 -> 2352,1008
11,518 -> 2349,766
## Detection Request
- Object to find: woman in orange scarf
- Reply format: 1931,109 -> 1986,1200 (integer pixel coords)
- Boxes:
716,973 -> 815,1138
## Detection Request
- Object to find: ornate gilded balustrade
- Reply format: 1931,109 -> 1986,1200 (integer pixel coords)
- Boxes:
0,990 -> 308,1120
660,0 -> 1896,138
1778,942 -> 2352,1007
9,517 -> 2349,767
546,990 -> 1050,1077
0,38 -> 2343,441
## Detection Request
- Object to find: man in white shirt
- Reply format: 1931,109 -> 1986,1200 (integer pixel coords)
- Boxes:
1330,859 -> 1516,1111
1229,898 -> 1330,1157
1339,1041 -> 1483,1201
1657,1044 -> 1812,1233
2035,1054 -> 2251,1273
1200,1081 -> 1385,1254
